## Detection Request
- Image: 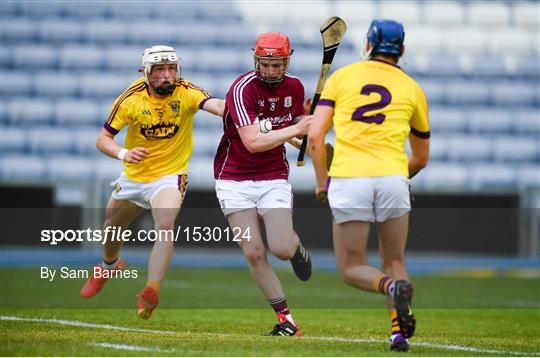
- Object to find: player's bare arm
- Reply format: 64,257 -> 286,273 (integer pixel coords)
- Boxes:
238,115 -> 312,153
96,128 -> 148,164
202,98 -> 226,116
408,134 -> 430,179
308,105 -> 333,194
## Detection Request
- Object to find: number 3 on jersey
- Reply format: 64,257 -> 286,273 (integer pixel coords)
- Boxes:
351,84 -> 391,124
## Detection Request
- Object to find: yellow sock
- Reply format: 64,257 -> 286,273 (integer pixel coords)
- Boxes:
147,280 -> 161,294
390,309 -> 400,336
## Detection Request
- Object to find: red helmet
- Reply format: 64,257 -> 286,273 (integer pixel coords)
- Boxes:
253,32 -> 293,86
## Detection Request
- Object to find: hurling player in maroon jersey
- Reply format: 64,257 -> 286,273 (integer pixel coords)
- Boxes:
214,32 -> 312,336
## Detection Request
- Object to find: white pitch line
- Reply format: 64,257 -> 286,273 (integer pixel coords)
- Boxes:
90,342 -> 174,353
1,315 -> 537,356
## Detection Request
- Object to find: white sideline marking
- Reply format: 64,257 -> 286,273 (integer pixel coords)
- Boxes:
90,342 -> 174,353
1,315 -> 537,356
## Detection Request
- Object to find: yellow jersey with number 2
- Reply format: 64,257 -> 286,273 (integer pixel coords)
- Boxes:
319,59 -> 430,178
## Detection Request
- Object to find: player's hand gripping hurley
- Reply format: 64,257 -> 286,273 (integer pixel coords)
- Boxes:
297,16 -> 347,166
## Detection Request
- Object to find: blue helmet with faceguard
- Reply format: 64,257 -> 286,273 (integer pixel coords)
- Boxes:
366,19 -> 405,57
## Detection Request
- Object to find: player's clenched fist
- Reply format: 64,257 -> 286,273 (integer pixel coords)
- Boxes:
293,115 -> 312,135
123,147 -> 149,164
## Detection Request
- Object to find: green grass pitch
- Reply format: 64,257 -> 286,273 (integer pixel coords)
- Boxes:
1,267 -> 539,356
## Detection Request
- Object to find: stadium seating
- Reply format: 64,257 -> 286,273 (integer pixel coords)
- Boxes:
1,0 -> 539,196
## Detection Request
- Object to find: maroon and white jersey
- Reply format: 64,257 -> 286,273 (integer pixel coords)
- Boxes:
214,71 -> 305,181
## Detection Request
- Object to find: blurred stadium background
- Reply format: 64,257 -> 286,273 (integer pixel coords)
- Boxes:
0,0 -> 539,265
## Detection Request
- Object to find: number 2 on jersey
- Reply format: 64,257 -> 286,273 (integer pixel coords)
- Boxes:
351,84 -> 391,124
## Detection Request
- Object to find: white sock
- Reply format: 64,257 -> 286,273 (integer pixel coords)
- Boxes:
387,281 -> 396,299
102,259 -> 118,270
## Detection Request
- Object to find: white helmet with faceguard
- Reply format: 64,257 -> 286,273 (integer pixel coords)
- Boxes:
142,45 -> 180,95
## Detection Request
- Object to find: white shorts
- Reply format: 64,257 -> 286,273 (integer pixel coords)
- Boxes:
215,179 -> 293,216
111,172 -> 188,209
328,176 -> 410,224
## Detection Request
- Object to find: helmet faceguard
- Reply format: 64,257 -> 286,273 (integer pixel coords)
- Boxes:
142,45 -> 180,95
363,19 -> 405,60
253,32 -> 294,86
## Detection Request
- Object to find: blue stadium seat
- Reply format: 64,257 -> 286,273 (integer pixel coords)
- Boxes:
514,109 -> 540,134
34,72 -> 80,97
416,79 -> 445,105
468,2 -> 510,28
0,45 -> 13,68
0,72 -> 32,96
103,46 -> 142,71
129,22 -> 176,45
38,20 -> 83,43
59,45 -> 104,70
28,128 -> 74,153
332,49 -> 360,71
379,1 -> 421,25
0,127 -> 27,153
418,163 -> 469,191
56,100 -> 100,126
47,156 -> 94,180
468,108 -> 512,134
199,1 -> 241,22
8,99 -> 54,125
0,1 -> 20,16
93,157 -> 123,180
195,49 -> 244,73
517,165 -> 540,188
83,21 -> 130,44
447,136 -> 492,162
153,2 -> 199,21
444,28 -> 487,55
184,73 -> 218,96
0,19 -> 37,42
108,1 -> 155,19
14,45 -> 57,69
213,74 -> 238,99
512,2 -> 540,31
66,2 -> 110,18
429,106 -> 467,133
445,80 -> 490,105
80,73 -> 138,98
35,73 -> 79,97
214,25 -> 256,47
288,50 -> 324,76
469,164 -> 517,190
1,155 -> 47,181
193,131 -> 220,156
20,0 -> 67,17
426,55 -> 463,77
74,129 -> 100,155
428,137 -> 447,161
174,24 -> 218,47
185,158 -> 215,189
492,82 -> 538,106
424,1 -> 464,27
514,56 -> 540,79
493,137 -> 539,163
470,56 -> 508,78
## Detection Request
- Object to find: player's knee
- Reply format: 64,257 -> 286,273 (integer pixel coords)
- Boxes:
339,266 -> 357,286
154,218 -> 175,232
381,255 -> 406,273
244,247 -> 266,267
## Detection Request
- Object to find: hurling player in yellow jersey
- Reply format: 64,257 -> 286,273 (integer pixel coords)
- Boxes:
80,45 -> 225,320
308,20 -> 429,352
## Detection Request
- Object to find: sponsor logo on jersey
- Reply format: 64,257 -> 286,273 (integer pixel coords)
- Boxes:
260,112 -> 292,125
268,97 -> 280,102
140,122 -> 179,139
